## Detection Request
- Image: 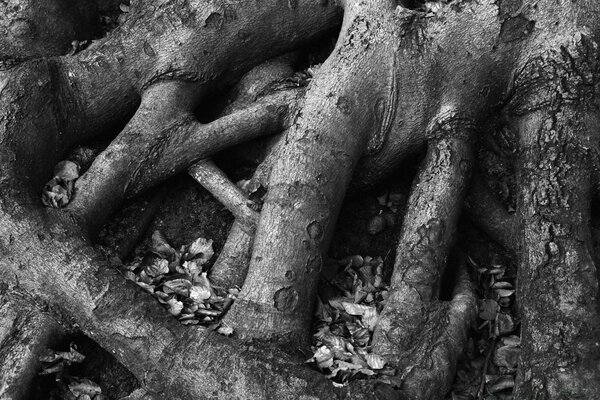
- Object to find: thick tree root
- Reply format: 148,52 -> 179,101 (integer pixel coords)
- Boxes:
513,104 -> 600,397
0,293 -> 68,400
372,135 -> 476,399
222,0 -> 403,346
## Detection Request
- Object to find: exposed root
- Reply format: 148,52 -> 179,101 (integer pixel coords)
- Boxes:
0,294 -> 68,400
372,135 -> 475,399
395,266 -> 476,399
66,83 -> 299,234
513,104 -> 600,397
209,221 -> 254,289
189,159 -> 258,234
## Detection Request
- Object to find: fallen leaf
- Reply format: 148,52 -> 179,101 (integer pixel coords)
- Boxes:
217,324 -> 234,336
362,307 -> 378,331
479,299 -> 498,321
491,281 -> 513,289
186,237 -> 214,264
163,278 -> 192,296
341,302 -> 374,316
166,298 -> 184,316
54,160 -> 80,180
313,346 -> 335,369
496,312 -> 515,335
151,231 -> 177,259
487,375 -> 515,393
495,289 -> 515,298
145,258 -> 169,277
494,344 -> 520,370
365,354 -> 386,369
190,274 -> 212,302
68,378 -> 102,396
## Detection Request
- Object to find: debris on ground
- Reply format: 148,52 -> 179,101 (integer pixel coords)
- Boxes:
121,230 -> 236,334
307,254 -> 396,385
449,256 -> 519,400
39,343 -> 106,400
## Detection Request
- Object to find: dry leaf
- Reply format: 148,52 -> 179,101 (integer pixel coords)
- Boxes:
217,324 -> 234,336
151,231 -> 177,259
186,237 -> 214,264
479,299 -> 498,321
145,258 -> 169,277
68,378 -> 102,396
362,307 -> 378,331
495,289 -> 515,298
54,160 -> 80,180
190,273 -> 212,302
166,298 -> 184,316
163,278 -> 192,296
341,302 -> 374,316
311,346 -> 334,369
365,354 -> 386,369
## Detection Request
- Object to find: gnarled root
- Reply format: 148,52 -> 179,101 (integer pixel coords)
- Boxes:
513,105 -> 600,398
372,135 -> 477,399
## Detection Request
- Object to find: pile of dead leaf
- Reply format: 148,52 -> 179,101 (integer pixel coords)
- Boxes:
450,257 -> 519,400
307,254 -> 395,385
122,230 -> 235,336
39,344 -> 105,400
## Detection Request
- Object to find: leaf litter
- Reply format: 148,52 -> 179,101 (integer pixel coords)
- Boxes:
121,230 -> 236,334
39,343 -> 106,400
306,254 -> 396,385
450,256 -> 520,400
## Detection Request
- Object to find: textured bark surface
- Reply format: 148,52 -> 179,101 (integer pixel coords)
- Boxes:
2,0 -> 600,399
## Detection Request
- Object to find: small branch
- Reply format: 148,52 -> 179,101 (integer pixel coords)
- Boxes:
189,160 -> 258,234
477,337 -> 497,399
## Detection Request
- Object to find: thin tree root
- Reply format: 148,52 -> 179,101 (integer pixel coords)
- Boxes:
189,159 -> 258,234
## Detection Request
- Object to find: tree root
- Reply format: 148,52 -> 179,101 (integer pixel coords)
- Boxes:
189,159 -> 258,234
513,103 -> 600,397
0,293 -> 68,400
66,84 -> 300,234
372,135 -> 476,399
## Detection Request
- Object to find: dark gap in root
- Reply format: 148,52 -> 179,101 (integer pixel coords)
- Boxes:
194,24 -> 340,125
25,334 -> 73,400
438,248 -> 462,302
98,173 -> 233,262
67,0 -> 130,55
34,333 -> 138,400
67,334 -> 139,398
396,0 -> 426,10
